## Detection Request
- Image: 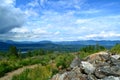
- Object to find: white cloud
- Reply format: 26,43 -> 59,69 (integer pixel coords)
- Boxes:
81,9 -> 102,14
54,31 -> 60,35
10,27 -> 29,33
27,0 -> 39,7
1,0 -> 120,41
84,31 -> 120,40
76,19 -> 91,24
32,28 -> 48,34
24,9 -> 39,17
1,0 -> 15,6
0,0 -> 25,33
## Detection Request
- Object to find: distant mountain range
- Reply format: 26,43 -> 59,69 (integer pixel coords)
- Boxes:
55,40 -> 120,46
0,40 -> 120,52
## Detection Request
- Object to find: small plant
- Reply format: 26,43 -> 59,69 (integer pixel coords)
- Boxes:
79,44 -> 106,59
12,65 -> 52,80
55,54 -> 74,69
110,44 -> 120,54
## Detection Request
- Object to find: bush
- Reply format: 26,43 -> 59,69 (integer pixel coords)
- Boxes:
0,61 -> 13,77
12,65 -> 52,80
110,44 -> 120,54
79,44 -> 106,59
80,44 -> 106,53
12,69 -> 31,80
55,54 -> 74,69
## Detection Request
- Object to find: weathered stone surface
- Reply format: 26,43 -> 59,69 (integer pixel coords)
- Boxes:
87,74 -> 97,80
51,52 -> 120,80
72,66 -> 82,74
110,57 -> 120,67
86,52 -> 109,67
51,69 -> 87,80
95,66 -> 120,78
81,61 -> 95,74
70,56 -> 81,68
95,67 -> 106,78
59,72 -> 86,80
111,55 -> 120,60
51,74 -> 60,80
101,76 -> 120,80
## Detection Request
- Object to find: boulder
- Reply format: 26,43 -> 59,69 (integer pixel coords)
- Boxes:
95,66 -> 120,78
111,55 -> 120,60
86,52 -> 109,66
101,76 -> 120,80
51,74 -> 60,80
51,52 -> 120,80
59,71 -> 86,80
81,61 -> 95,74
110,57 -> 120,67
87,74 -> 97,80
70,56 -> 81,68
51,68 -> 87,80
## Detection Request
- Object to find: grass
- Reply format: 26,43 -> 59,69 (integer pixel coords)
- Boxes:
110,44 -> 120,54
12,65 -> 52,80
0,53 -> 75,78
0,44 -> 107,79
11,53 -> 75,80
0,54 -> 53,77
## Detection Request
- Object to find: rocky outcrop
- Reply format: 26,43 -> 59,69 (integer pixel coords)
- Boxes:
51,52 -> 120,80
70,56 -> 81,68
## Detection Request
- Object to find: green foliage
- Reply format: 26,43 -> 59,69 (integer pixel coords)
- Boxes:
79,51 -> 92,59
51,68 -> 59,75
80,44 -> 105,53
12,69 -> 31,80
0,51 -> 75,78
26,51 -> 33,57
0,52 -> 58,77
8,46 -> 18,57
33,49 -> 45,56
110,44 -> 120,54
0,61 -> 14,77
0,57 -> 42,77
79,44 -> 106,59
55,54 -> 74,69
12,65 -> 52,80
0,51 -> 7,57
0,44 -> 106,79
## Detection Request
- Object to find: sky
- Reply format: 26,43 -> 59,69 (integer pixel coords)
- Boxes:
0,0 -> 120,41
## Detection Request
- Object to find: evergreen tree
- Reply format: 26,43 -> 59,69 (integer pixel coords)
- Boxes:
9,46 -> 18,57
27,50 -> 32,57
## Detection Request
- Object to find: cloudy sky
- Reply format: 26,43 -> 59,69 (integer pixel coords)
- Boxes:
0,0 -> 120,41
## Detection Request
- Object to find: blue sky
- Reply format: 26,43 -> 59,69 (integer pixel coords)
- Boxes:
0,0 -> 120,41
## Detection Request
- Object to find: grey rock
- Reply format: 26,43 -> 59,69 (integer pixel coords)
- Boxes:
101,76 -> 120,80
52,70 -> 87,80
51,74 -> 61,80
86,52 -> 110,67
70,56 -> 81,68
95,67 -> 106,78
95,66 -> 120,78
111,55 -> 120,60
111,58 -> 120,67
87,74 -> 97,80
72,66 -> 82,74
51,53 -> 120,80
81,61 -> 95,74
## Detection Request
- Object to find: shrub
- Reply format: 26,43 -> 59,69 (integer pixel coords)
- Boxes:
55,54 -> 74,69
0,61 -> 13,77
79,44 -> 106,59
12,65 -> 52,80
110,44 -> 120,54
